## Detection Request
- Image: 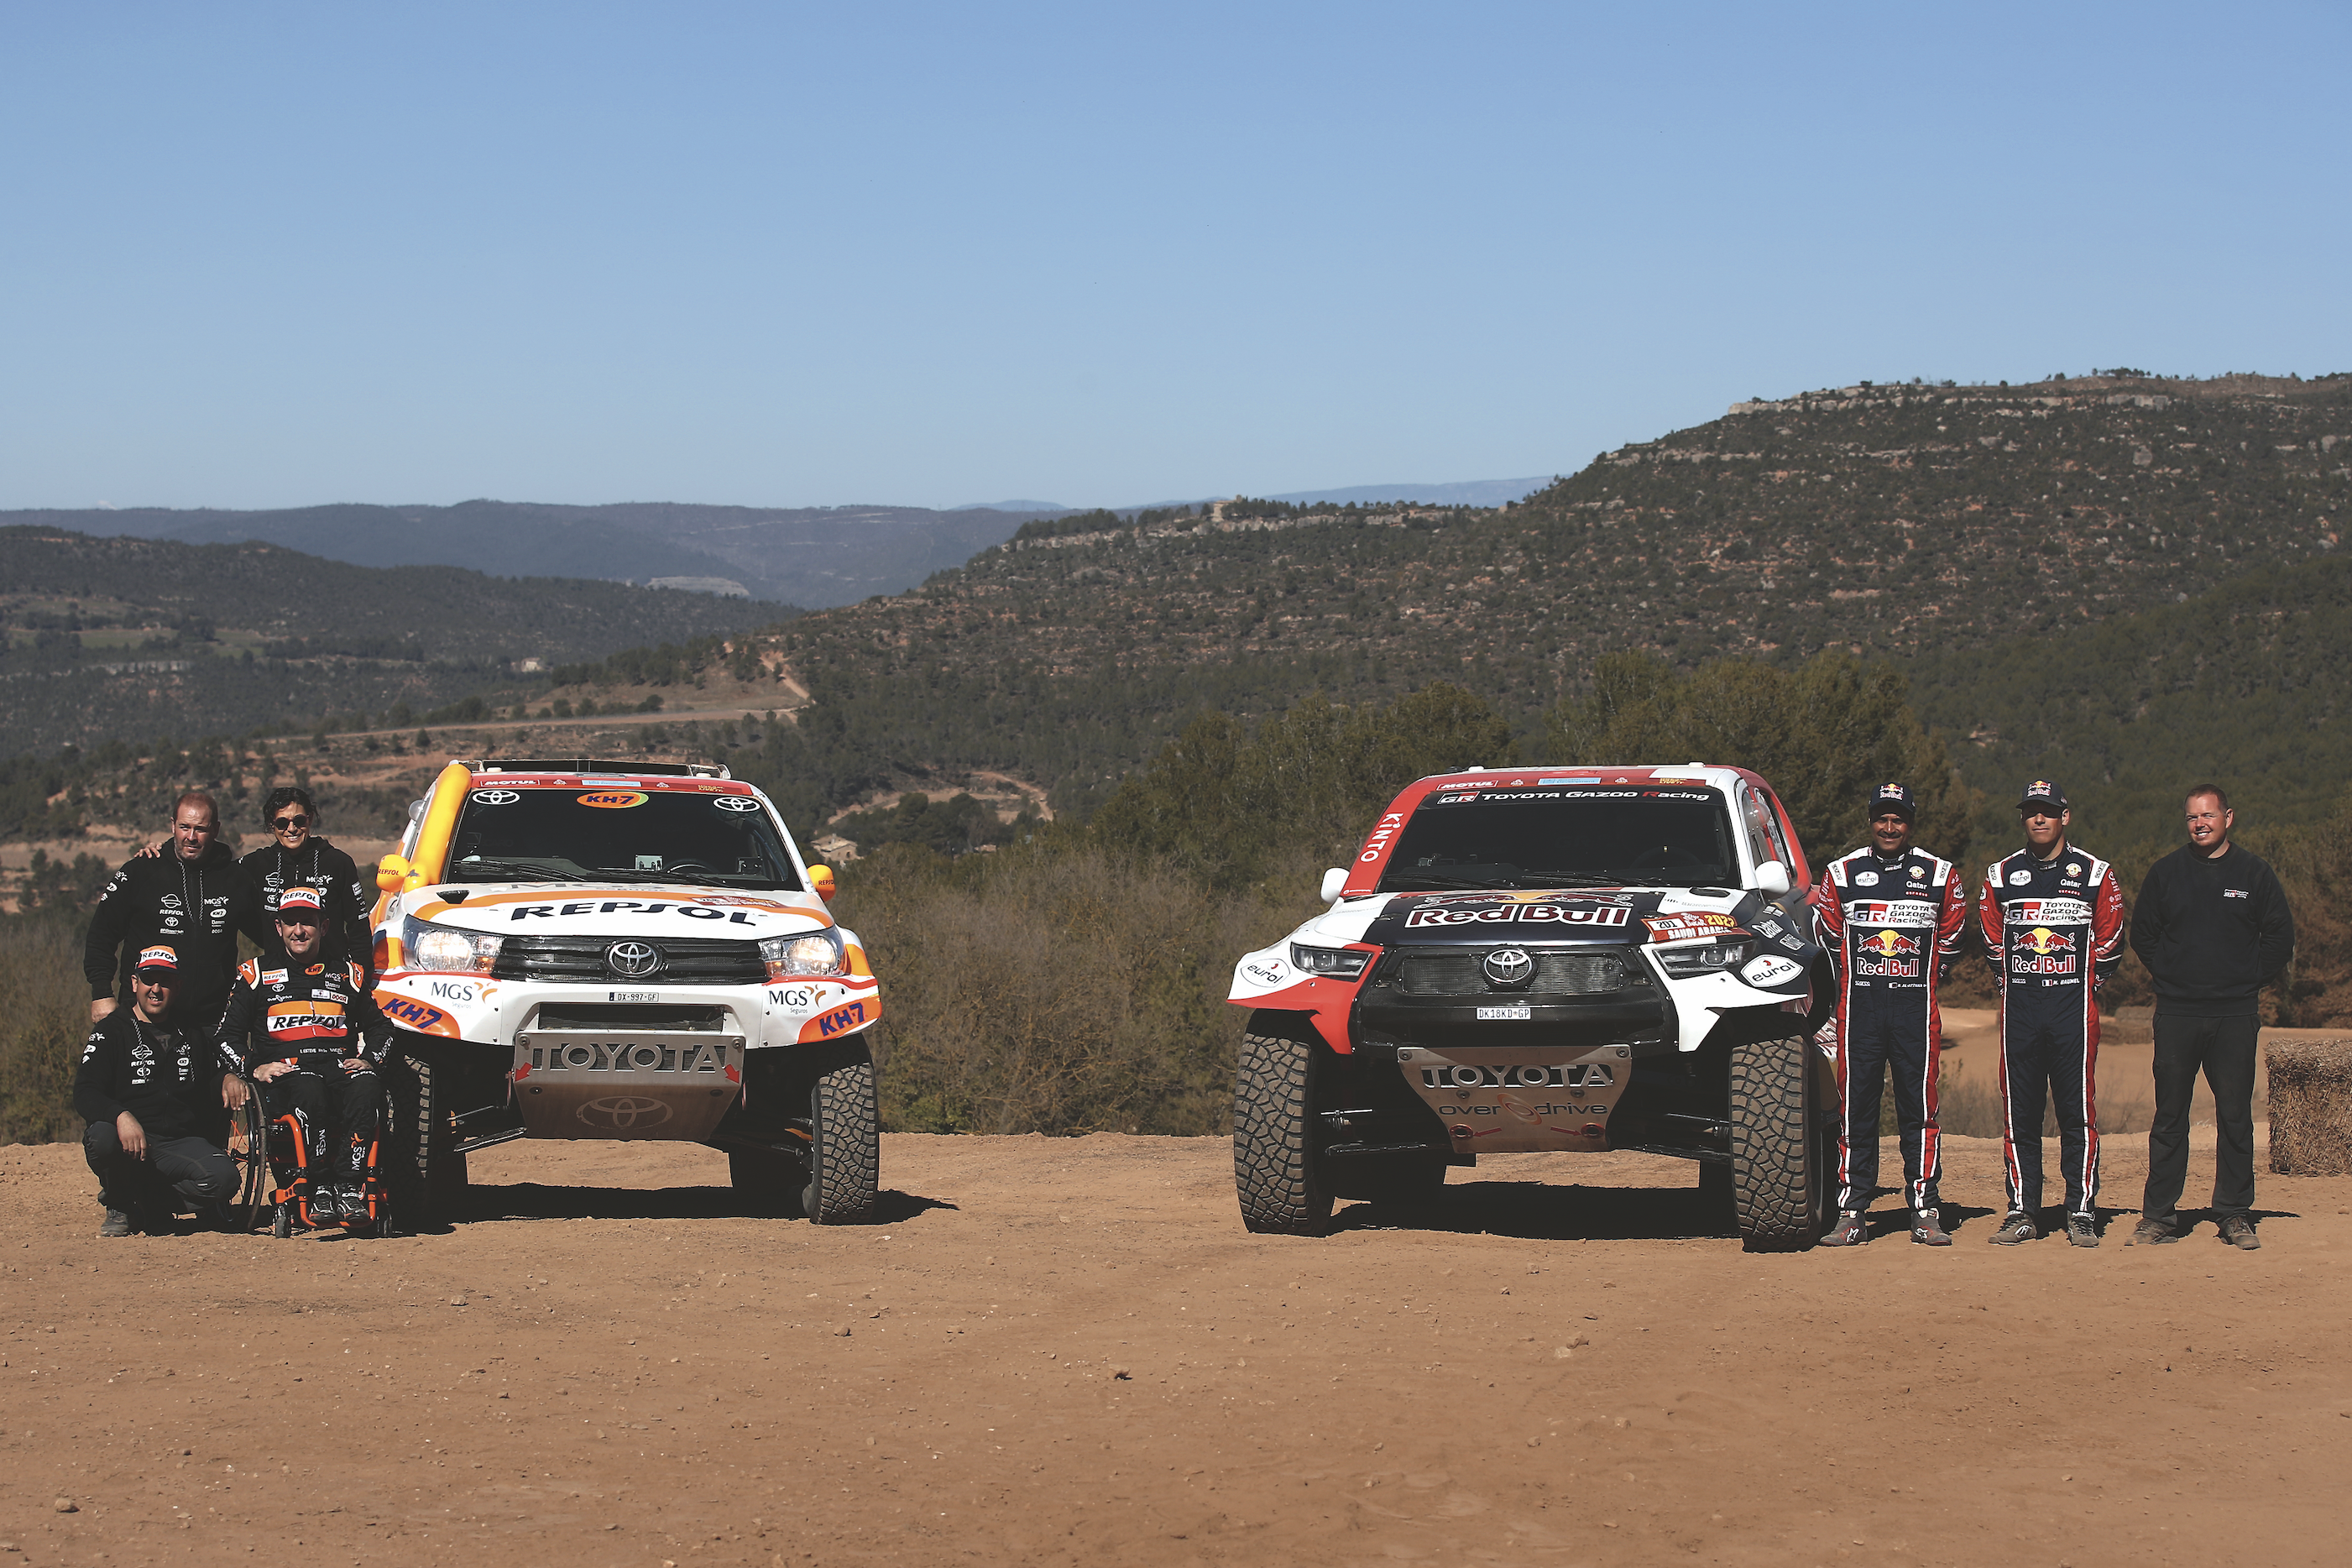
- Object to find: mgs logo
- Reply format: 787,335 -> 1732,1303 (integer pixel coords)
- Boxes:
606,941 -> 662,978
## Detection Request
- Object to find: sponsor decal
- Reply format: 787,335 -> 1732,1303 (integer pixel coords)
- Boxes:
531,1039 -> 726,1074
426,980 -> 476,1002
2008,869 -> 2031,886
135,943 -> 177,970
160,895 -> 182,910
2006,897 -> 2093,925
1356,810 -> 1408,865
1409,902 -> 1633,930
470,789 -> 521,806
1780,935 -> 1805,951
1741,954 -> 1803,987
2224,887 -> 2250,899
1643,911 -> 1742,943
814,999 -> 870,1037
1241,957 -> 1290,987
1853,870 -> 1879,886
505,900 -> 766,924
713,796 -> 760,813
261,968 -> 287,985
606,940 -> 661,978
1417,1062 -> 1614,1090
1910,866 -> 1926,880
1858,929 -> 1921,959
578,791 -> 650,809
379,996 -> 450,1032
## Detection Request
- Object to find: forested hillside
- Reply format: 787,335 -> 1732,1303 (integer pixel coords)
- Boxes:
0,529 -> 797,757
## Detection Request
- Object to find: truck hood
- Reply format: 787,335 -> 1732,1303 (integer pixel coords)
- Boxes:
405,885 -> 834,938
1300,886 -> 1756,947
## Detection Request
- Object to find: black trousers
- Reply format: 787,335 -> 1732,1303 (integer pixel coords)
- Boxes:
83,1122 -> 234,1215
273,1067 -> 382,1180
2140,1012 -> 2259,1226
1836,1012 -> 1942,1212
2000,1016 -> 2100,1218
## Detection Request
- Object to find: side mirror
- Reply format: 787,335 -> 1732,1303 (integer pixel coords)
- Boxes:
808,864 -> 838,902
376,854 -> 413,893
1754,860 -> 1792,897
1319,867 -> 1348,903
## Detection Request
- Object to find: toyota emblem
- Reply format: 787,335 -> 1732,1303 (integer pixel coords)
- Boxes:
713,796 -> 760,813
606,940 -> 662,978
1482,947 -> 1535,987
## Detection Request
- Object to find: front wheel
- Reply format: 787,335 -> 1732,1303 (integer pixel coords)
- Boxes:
1233,1020 -> 1334,1236
800,1052 -> 880,1225
1728,1032 -> 1826,1252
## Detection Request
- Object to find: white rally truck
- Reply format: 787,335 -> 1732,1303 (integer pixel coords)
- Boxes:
1227,765 -> 1837,1249
368,759 -> 881,1224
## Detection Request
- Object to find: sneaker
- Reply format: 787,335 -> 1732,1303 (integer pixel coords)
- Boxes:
2130,1217 -> 2177,1247
1989,1211 -> 2038,1245
1910,1209 -> 1952,1246
1820,1210 -> 1869,1247
2067,1214 -> 2100,1248
303,1185 -> 337,1225
2219,1215 -> 2261,1251
99,1207 -> 135,1238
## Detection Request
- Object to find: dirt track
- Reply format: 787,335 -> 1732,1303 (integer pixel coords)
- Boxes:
5,1129 -> 2347,1568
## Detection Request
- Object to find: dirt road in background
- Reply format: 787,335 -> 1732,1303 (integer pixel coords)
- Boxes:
6,1132 -> 2347,1567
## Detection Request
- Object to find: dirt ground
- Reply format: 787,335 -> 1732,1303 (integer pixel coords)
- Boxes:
4,1126 -> 2347,1568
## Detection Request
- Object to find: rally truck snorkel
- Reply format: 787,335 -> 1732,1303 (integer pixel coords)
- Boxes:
368,759 -> 881,1224
1227,766 -> 1836,1249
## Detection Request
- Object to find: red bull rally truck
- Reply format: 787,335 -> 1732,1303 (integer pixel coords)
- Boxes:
368,760 -> 881,1224
1229,766 -> 1836,1249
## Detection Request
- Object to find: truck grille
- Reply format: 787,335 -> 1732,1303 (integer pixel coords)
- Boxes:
493,935 -> 766,985
1388,949 -> 1639,997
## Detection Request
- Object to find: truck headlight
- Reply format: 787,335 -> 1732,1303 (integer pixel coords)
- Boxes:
1291,943 -> 1371,979
761,930 -> 844,979
400,913 -> 504,975
1653,938 -> 1754,977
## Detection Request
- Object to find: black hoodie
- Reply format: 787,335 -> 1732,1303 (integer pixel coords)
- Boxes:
239,835 -> 374,979
2128,842 -> 2295,1018
82,841 -> 266,1021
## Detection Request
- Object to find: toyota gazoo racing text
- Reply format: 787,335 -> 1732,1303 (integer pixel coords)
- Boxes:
1228,766 -> 1837,1249
368,760 -> 882,1224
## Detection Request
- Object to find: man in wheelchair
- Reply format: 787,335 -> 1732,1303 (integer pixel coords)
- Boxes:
217,886 -> 396,1229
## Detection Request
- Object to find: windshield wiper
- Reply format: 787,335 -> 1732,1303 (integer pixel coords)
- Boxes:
1510,872 -> 1626,888
600,868 -> 775,886
449,858 -> 590,883
1379,870 -> 1518,891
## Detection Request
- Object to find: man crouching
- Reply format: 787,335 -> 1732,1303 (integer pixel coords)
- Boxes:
76,943 -> 248,1236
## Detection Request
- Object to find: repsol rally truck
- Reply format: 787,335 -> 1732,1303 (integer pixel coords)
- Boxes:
1228,766 -> 1836,1249
367,760 -> 881,1223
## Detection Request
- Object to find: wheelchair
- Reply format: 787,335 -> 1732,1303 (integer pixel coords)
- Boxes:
224,1071 -> 395,1238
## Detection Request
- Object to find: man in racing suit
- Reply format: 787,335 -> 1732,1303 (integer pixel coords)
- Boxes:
216,886 -> 395,1226
1812,784 -> 1969,1247
1978,780 -> 2127,1248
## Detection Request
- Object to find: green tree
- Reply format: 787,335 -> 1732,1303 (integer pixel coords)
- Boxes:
1547,651 -> 1978,864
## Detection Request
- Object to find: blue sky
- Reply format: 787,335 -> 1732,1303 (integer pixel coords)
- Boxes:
3,3 -> 2345,511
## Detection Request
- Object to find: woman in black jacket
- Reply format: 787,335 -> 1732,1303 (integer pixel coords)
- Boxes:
242,787 -> 376,984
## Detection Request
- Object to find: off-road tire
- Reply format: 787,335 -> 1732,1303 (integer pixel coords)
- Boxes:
1233,1021 -> 1335,1236
799,1054 -> 880,1225
387,1051 -> 467,1228
1728,1032 -> 1821,1252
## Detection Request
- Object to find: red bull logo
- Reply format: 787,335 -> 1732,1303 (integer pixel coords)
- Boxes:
1858,930 -> 1921,958
2012,925 -> 2078,976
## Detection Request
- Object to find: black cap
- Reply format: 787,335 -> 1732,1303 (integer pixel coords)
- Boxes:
2018,779 -> 2069,813
1868,782 -> 1916,823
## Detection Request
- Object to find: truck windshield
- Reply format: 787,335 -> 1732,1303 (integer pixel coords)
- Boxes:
446,787 -> 804,891
1377,786 -> 1739,891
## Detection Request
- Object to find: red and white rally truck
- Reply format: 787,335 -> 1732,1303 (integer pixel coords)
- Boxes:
1227,765 -> 1837,1249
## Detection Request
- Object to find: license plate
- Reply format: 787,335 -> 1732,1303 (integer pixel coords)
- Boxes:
609,990 -> 659,1003
1476,1005 -> 1533,1021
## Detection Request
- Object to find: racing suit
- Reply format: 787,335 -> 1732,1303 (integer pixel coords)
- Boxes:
217,957 -> 395,1210
1814,845 -> 1968,1213
1979,847 -> 2127,1220
240,837 -> 374,986
82,843 -> 267,1034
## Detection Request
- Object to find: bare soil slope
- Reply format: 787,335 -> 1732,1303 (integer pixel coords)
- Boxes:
5,1131 -> 2347,1567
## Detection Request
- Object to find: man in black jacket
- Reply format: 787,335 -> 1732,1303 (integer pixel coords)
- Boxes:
240,786 -> 375,986
76,943 -> 248,1236
84,792 -> 266,1038
2129,784 -> 2293,1250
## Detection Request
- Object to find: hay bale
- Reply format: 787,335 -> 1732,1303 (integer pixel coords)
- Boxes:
2267,1037 -> 2352,1176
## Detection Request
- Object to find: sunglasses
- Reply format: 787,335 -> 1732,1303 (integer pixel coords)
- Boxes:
2020,808 -> 2063,821
272,814 -> 311,830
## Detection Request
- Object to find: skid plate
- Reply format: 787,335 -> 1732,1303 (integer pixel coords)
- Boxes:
512,1029 -> 745,1140
1396,1043 -> 1633,1153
